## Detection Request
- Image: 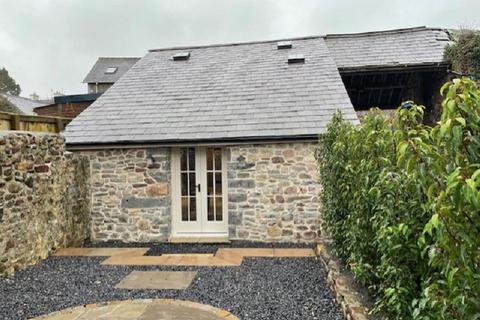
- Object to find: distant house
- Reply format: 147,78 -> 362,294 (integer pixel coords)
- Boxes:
83,57 -> 140,93
1,94 -> 50,115
64,27 -> 451,243
34,57 -> 140,118
34,93 -> 102,118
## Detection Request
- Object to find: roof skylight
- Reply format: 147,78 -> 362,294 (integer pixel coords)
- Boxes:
277,41 -> 292,49
173,52 -> 190,61
105,67 -> 118,74
287,54 -> 305,64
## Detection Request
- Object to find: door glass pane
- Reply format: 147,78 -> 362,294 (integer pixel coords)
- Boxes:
207,148 -> 213,170
214,148 -> 222,170
207,172 -> 213,195
181,173 -> 188,196
190,198 -> 197,221
180,148 -> 197,222
181,149 -> 187,171
189,173 -> 196,196
215,172 -> 222,195
215,197 -> 223,221
188,148 -> 195,171
207,197 -> 214,221
181,197 -> 188,221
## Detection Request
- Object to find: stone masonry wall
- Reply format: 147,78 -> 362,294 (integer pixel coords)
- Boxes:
83,148 -> 171,242
228,142 -> 320,242
0,131 -> 90,276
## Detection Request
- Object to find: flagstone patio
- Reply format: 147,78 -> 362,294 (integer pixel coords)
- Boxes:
53,247 -> 315,267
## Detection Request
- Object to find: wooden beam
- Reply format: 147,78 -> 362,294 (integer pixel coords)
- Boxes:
387,87 -> 395,106
348,85 -> 406,92
377,88 -> 384,105
10,114 -> 20,130
55,118 -> 64,132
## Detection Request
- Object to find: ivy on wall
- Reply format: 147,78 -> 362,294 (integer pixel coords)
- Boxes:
317,78 -> 480,319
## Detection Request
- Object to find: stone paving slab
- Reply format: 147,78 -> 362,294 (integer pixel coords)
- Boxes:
55,246 -> 316,268
116,271 -> 198,290
54,248 -> 150,257
102,255 -> 240,267
101,248 -> 315,266
216,248 -> 316,257
161,253 -> 215,258
30,299 -> 239,320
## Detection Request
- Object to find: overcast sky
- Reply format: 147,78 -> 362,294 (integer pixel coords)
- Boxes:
0,0 -> 478,99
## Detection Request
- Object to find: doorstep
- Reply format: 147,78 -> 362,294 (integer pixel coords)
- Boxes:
168,236 -> 230,244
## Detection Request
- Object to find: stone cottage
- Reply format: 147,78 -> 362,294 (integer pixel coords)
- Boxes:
64,27 -> 451,243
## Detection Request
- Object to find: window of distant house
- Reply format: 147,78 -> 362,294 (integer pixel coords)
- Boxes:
105,67 -> 118,74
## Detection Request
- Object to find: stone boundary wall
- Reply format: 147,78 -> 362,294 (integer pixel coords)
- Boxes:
228,142 -> 321,242
0,131 -> 90,276
316,243 -> 378,320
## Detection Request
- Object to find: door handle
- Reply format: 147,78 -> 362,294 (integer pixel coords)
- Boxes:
196,184 -> 201,192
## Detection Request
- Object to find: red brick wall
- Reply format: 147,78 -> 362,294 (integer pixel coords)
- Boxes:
35,102 -> 93,118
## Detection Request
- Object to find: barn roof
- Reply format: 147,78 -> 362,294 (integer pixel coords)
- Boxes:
324,26 -> 451,70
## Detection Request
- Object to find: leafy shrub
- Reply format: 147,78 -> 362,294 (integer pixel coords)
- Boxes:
317,78 -> 480,319
445,29 -> 480,78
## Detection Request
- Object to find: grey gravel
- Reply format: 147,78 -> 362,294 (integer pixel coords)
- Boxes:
0,244 -> 344,320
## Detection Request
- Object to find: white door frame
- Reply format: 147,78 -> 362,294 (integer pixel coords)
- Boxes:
171,147 -> 228,237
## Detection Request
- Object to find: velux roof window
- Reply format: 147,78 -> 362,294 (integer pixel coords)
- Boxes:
288,54 -> 305,64
105,67 -> 118,74
173,52 -> 191,61
277,41 -> 292,49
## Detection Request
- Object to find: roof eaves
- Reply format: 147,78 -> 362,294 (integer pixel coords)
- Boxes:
337,61 -> 451,74
65,134 -> 323,150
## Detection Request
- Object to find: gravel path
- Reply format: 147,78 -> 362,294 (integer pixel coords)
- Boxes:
0,243 -> 344,320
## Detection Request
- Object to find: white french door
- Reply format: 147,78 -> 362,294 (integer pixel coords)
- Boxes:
171,147 -> 228,236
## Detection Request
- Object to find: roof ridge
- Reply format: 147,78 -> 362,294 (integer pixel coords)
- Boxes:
148,26 -> 448,52
2,93 -> 40,102
325,26 -> 445,38
96,57 -> 141,60
148,35 -> 324,52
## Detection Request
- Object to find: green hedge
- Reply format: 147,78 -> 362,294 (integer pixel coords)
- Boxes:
317,78 -> 480,319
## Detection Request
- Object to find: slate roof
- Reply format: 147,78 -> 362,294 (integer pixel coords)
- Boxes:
65,36 -> 357,145
1,94 -> 50,115
82,57 -> 140,84
324,26 -> 451,70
